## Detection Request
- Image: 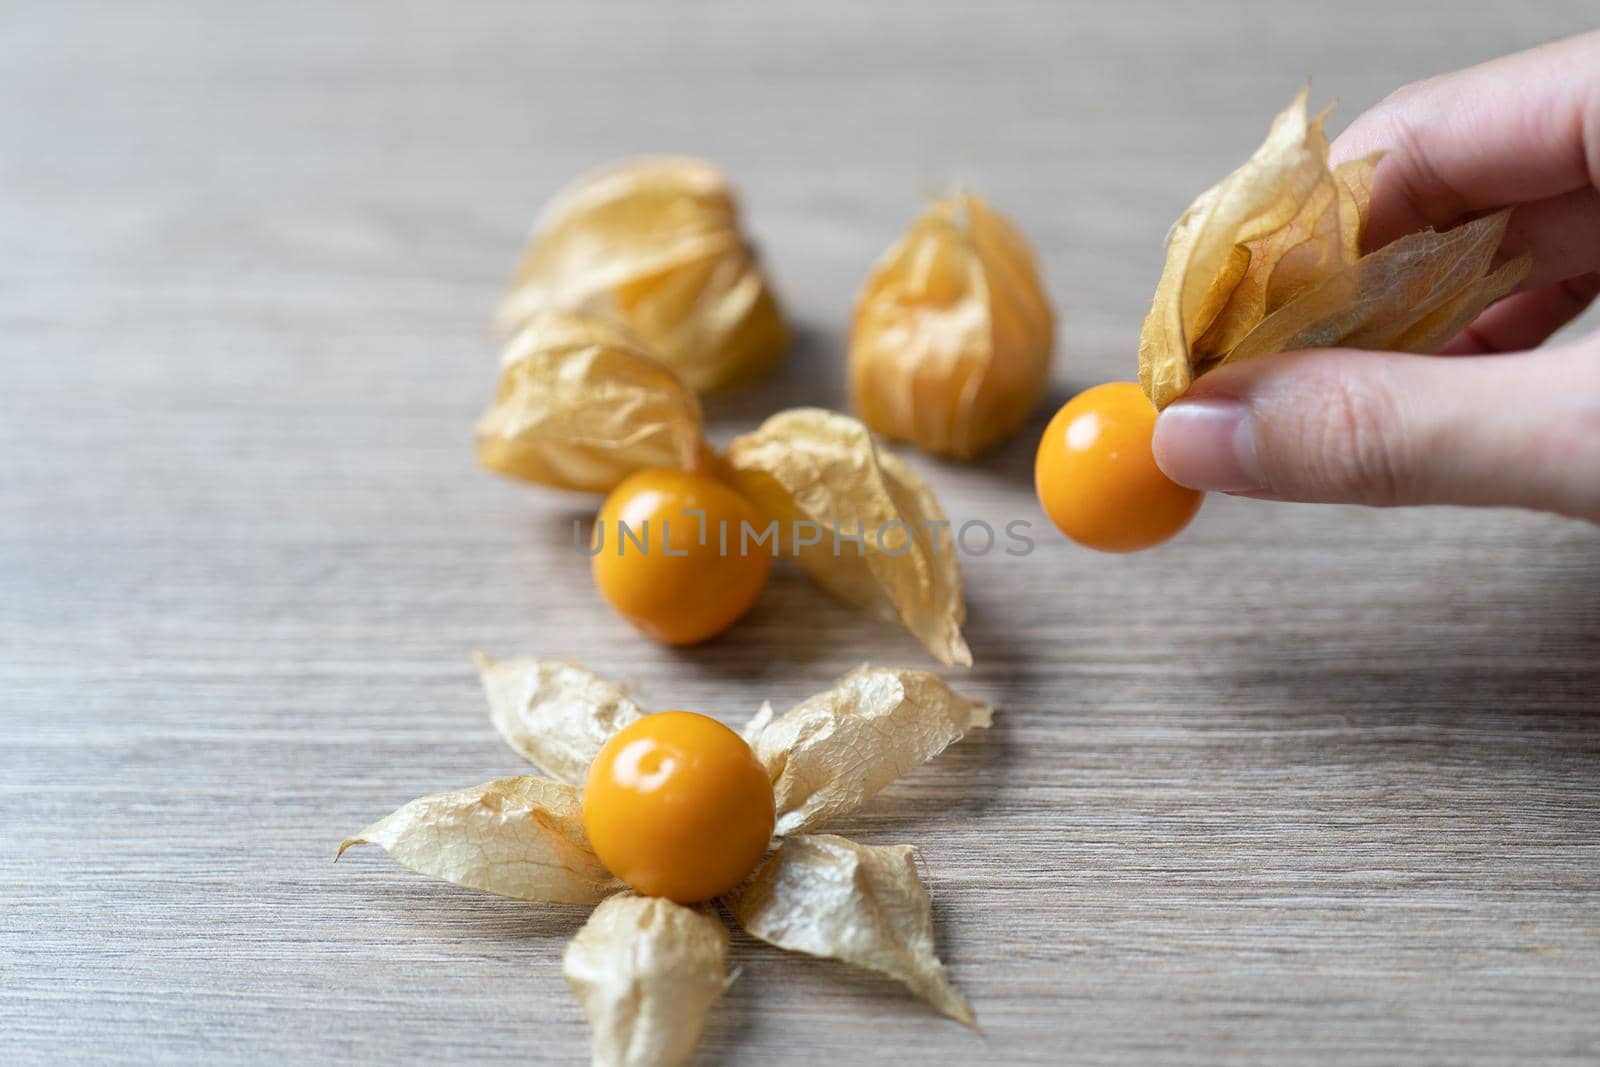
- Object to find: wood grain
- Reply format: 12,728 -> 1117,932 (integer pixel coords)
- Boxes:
3,2 -> 1598,1064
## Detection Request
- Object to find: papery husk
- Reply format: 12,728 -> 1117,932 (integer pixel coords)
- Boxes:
741,701 -> 775,745
1220,209 -> 1527,364
849,192 -> 1055,459
726,834 -> 974,1027
474,311 -> 709,493
564,893 -> 731,1067
723,409 -> 971,666
474,653 -> 646,785
1139,89 -> 1530,409
499,157 -> 789,392
744,667 -> 993,836
336,776 -> 619,905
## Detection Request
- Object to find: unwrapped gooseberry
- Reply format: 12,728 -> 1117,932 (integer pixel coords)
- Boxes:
1035,381 -> 1203,552
592,467 -> 770,645
582,711 -> 776,903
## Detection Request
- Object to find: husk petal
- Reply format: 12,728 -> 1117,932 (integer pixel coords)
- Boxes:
749,666 -> 992,835
336,776 -> 619,905
723,409 -> 971,666
563,893 -> 731,1067
475,653 -> 646,784
726,834 -> 974,1027
1221,208 -> 1528,364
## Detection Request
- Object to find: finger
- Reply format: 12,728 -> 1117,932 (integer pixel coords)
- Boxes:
1329,31 -> 1600,249
1500,186 -> 1600,292
1151,341 -> 1600,522
1439,272 -> 1600,354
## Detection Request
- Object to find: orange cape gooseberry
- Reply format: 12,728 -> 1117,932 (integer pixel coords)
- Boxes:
582,711 -> 776,903
591,467 -> 771,646
1034,381 -> 1203,553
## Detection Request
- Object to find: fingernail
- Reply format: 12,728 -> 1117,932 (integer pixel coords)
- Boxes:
1152,399 -> 1266,492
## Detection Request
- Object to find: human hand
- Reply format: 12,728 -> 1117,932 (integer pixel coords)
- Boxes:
1152,33 -> 1600,524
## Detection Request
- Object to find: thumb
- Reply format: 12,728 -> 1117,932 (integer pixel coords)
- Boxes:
1151,339 -> 1600,523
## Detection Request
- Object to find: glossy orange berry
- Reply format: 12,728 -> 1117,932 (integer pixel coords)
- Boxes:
592,468 -> 770,645
582,711 -> 776,903
1035,381 -> 1203,552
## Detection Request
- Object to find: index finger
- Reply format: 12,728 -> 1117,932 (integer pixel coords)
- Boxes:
1330,31 -> 1600,250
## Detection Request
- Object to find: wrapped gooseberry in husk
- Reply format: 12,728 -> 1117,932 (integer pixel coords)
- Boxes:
498,157 -> 791,392
474,311 -> 708,494
849,192 -> 1055,460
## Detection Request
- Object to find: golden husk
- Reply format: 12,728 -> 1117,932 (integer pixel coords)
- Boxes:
723,409 -> 972,666
743,666 -> 994,836
474,653 -> 646,785
725,834 -> 975,1027
1139,89 -> 1530,409
474,311 -> 708,493
850,192 -> 1054,459
499,157 -> 790,392
563,893 -> 730,1067
336,776 -> 619,905
1218,210 -> 1526,363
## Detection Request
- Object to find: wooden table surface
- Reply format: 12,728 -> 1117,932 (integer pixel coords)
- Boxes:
4,2 -> 1599,1063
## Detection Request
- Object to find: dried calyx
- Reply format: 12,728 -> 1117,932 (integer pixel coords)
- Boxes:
1139,89 -> 1530,410
850,191 -> 1055,459
475,312 -> 708,493
723,409 -> 970,666
339,656 -> 994,1066
499,156 -> 790,392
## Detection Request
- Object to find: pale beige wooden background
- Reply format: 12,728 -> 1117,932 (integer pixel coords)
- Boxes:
3,2 -> 1599,1064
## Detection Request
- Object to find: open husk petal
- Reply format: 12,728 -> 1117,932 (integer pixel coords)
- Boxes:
849,191 -> 1054,459
1139,91 -> 1529,409
498,157 -> 789,392
725,834 -> 975,1027
564,893 -> 731,1067
744,666 -> 993,836
722,409 -> 971,666
474,311 -> 708,493
475,653 -> 646,785
336,776 -> 619,905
